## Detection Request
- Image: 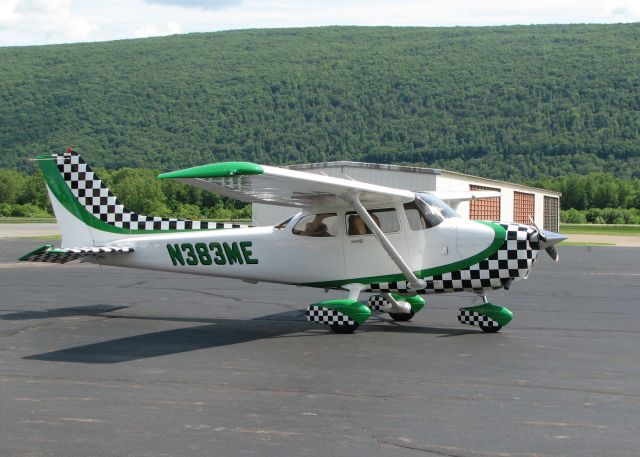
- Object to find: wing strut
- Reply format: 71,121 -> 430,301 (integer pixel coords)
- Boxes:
346,194 -> 426,291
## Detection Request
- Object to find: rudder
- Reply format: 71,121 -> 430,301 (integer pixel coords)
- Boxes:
37,148 -> 248,247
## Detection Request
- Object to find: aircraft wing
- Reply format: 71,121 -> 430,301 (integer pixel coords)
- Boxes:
158,162 -> 415,208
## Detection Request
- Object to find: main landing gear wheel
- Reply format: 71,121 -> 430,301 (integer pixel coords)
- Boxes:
479,324 -> 502,333
329,323 -> 360,334
388,312 -> 415,322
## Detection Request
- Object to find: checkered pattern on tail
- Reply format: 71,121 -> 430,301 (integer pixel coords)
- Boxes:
52,151 -> 248,231
21,246 -> 134,264
457,309 -> 500,328
367,223 -> 539,295
306,305 -> 356,326
367,295 -> 389,311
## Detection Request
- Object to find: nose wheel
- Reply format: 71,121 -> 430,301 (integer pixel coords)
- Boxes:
458,295 -> 513,332
479,323 -> 502,333
329,323 -> 360,334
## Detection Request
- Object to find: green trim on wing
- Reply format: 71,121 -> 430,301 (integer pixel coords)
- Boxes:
157,162 -> 264,179
303,221 -> 506,288
38,157 -> 219,235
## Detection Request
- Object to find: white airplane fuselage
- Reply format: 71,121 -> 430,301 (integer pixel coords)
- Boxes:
96,205 -> 532,293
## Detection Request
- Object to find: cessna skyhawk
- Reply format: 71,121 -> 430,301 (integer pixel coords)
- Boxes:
21,149 -> 565,333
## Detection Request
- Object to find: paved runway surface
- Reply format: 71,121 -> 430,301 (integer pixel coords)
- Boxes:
1,238 -> 639,456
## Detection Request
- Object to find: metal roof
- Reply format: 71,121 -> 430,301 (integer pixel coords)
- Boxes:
287,161 -> 561,196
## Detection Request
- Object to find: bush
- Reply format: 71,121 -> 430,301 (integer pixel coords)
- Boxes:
9,203 -> 52,217
561,208 -> 587,223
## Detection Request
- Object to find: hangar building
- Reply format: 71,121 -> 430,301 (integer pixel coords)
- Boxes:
252,161 -> 561,231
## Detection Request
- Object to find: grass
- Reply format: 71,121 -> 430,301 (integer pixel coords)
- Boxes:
0,217 -> 56,223
560,241 -> 616,246
560,224 -> 640,236
15,235 -> 61,240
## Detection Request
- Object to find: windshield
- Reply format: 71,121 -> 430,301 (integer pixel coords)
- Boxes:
413,192 -> 459,228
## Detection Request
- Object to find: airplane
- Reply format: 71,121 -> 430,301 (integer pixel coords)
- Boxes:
21,148 -> 566,334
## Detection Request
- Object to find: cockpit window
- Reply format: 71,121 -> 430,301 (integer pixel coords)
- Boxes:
346,208 -> 400,235
407,193 -> 459,229
404,201 -> 429,230
292,213 -> 338,237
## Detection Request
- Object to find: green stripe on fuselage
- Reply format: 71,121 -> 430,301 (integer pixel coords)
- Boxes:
302,221 -> 506,288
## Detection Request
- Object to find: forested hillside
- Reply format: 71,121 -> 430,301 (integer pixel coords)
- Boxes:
1,24 -> 639,180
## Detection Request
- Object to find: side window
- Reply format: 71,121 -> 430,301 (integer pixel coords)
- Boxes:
292,213 -> 338,237
404,201 -> 428,230
346,208 -> 400,235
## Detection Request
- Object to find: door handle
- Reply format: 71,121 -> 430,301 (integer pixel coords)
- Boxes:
350,239 -> 364,243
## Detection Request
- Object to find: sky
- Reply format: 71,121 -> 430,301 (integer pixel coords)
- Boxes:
0,0 -> 638,47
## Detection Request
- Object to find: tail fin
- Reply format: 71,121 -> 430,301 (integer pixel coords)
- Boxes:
38,149 -> 247,248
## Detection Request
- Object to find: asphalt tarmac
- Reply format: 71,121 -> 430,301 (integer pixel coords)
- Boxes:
1,238 -> 639,457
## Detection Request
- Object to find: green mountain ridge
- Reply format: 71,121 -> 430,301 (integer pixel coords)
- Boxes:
1,24 -> 639,180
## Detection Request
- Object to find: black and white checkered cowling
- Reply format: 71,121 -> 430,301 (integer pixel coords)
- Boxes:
306,305 -> 356,326
367,223 -> 539,295
457,309 -> 501,328
53,151 -> 248,231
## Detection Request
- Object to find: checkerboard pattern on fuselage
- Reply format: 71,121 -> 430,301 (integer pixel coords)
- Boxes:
457,309 -> 500,328
53,151 -> 248,231
306,305 -> 356,326
367,223 -> 539,295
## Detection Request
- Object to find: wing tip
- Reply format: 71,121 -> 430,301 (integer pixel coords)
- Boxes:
158,162 -> 264,180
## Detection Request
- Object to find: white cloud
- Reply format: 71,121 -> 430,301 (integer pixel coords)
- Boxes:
133,21 -> 183,38
0,0 -> 638,47
0,0 -> 20,28
0,0 -> 96,45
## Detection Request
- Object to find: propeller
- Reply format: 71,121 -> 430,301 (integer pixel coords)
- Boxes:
528,217 -> 565,262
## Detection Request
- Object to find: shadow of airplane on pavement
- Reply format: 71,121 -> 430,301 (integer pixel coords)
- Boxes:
2,304 -> 477,364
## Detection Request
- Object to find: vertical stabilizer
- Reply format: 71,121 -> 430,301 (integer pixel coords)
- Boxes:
37,149 -> 248,248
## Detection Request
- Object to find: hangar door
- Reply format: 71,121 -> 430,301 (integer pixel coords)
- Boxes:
513,191 -> 535,225
469,184 -> 501,221
544,196 -> 559,232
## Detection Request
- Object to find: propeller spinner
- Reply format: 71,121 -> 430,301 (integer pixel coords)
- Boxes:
529,217 -> 567,262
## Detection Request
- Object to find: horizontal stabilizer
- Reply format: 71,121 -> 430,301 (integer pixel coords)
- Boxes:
20,244 -> 134,264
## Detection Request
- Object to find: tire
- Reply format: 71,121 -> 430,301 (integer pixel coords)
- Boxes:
329,323 -> 359,334
479,324 -> 502,333
388,312 -> 415,322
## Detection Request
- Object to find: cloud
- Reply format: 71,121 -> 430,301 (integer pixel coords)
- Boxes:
0,0 -> 96,45
143,0 -> 242,10
1,0 -> 639,47
0,0 -> 20,29
134,21 -> 183,38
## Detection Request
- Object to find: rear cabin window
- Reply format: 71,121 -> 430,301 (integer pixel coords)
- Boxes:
346,208 -> 400,235
292,213 -> 338,237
